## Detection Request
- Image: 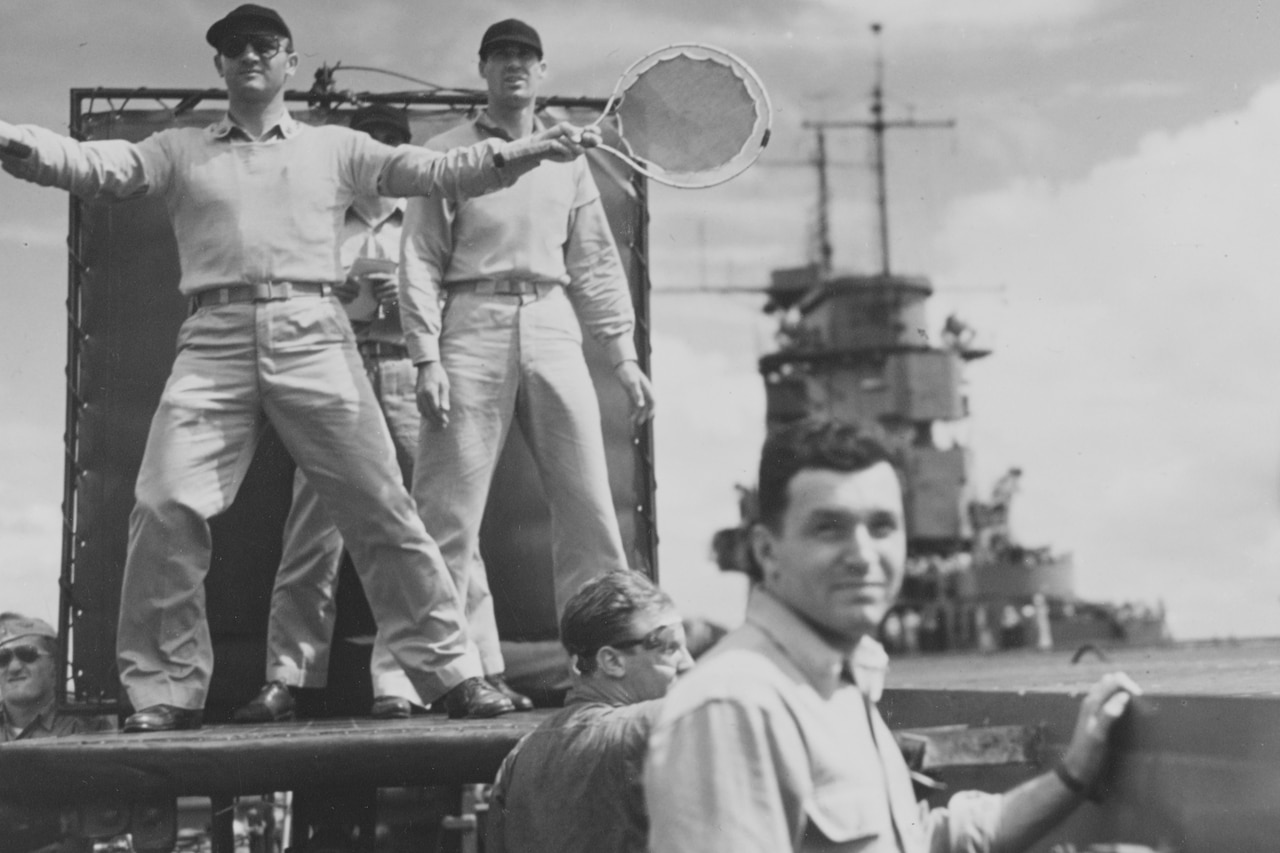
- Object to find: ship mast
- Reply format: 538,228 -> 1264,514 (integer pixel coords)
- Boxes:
803,23 -> 954,277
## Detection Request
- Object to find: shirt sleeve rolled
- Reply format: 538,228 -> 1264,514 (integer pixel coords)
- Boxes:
924,790 -> 1006,853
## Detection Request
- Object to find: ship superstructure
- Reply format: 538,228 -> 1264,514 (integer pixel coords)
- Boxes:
718,26 -> 1167,654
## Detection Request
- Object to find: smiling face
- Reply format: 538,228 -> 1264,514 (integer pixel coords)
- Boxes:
213,29 -> 298,105
752,462 -> 906,647
479,43 -> 546,110
0,638 -> 56,711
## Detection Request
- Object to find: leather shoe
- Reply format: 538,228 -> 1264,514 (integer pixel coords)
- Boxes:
232,681 -> 296,723
370,695 -> 412,719
123,704 -> 203,733
486,674 -> 534,711
443,676 -> 515,719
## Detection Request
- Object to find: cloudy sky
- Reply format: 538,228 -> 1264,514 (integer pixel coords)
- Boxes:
2,0 -> 1279,640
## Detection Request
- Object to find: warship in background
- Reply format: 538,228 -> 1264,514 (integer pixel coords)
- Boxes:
713,26 -> 1169,655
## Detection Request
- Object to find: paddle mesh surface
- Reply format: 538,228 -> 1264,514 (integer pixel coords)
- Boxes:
610,46 -> 770,187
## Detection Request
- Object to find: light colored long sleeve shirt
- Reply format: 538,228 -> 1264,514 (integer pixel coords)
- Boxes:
645,589 -> 1004,853
399,112 -> 637,366
0,112 -> 527,295
341,196 -> 406,345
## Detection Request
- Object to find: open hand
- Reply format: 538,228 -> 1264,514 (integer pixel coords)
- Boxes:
614,360 -> 655,427
416,361 -> 451,429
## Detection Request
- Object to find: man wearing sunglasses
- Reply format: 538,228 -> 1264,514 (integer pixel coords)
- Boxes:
0,614 -> 112,742
485,571 -> 692,853
0,617 -> 115,853
234,105 -> 430,724
0,4 -> 598,732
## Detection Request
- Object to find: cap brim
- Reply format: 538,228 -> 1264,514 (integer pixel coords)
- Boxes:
206,16 -> 291,48
481,38 -> 543,58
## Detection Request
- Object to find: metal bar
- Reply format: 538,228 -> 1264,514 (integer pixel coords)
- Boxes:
57,88 -> 85,704
70,87 -> 609,110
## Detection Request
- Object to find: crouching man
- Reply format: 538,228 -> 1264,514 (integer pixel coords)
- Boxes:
486,571 -> 692,853
646,417 -> 1141,853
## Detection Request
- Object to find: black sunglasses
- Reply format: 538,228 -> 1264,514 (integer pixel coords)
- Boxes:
219,33 -> 286,60
609,624 -> 685,657
0,644 -> 48,667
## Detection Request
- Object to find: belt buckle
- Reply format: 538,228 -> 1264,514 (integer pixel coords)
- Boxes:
252,282 -> 293,301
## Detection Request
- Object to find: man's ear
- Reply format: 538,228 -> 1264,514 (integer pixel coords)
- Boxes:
750,523 -> 778,585
214,54 -> 224,77
596,646 -> 627,678
284,50 -> 299,80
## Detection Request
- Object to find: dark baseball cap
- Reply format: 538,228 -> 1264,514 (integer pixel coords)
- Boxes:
479,19 -> 542,60
349,105 -> 412,145
206,4 -> 292,49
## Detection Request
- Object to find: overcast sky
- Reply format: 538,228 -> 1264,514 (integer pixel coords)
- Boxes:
2,0 -> 1280,640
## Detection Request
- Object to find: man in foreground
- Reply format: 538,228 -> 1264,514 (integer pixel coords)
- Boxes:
0,4 -> 594,730
486,571 -> 691,853
401,19 -> 655,709
646,417 -> 1141,853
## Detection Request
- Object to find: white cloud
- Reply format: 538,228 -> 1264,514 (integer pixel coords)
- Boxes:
935,79 -> 1280,639
0,499 -> 63,624
813,0 -> 1106,35
0,224 -> 64,250
651,301 -> 768,628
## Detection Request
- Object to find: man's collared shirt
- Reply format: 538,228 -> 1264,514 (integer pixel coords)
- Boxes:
399,111 -> 637,366
7,112 -> 511,295
487,682 -> 659,853
0,701 -> 114,743
645,589 -> 1004,853
340,196 -> 406,346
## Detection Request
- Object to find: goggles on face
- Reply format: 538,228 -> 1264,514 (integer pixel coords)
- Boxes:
609,623 -> 686,658
0,644 -> 48,667
219,33 -> 285,60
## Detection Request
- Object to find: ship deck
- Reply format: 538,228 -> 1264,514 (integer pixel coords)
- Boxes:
886,637 -> 1280,697
0,710 -> 553,803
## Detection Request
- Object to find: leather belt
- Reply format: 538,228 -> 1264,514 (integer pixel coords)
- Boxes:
358,341 -> 409,360
448,279 -> 558,297
192,282 -> 331,309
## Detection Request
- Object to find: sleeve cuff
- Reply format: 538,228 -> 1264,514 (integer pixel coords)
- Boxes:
604,335 -> 639,367
405,332 -> 441,365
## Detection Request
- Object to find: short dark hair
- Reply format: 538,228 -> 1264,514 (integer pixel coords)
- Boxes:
756,417 -> 900,534
560,571 -> 674,675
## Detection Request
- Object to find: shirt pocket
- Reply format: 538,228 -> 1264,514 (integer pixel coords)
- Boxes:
802,784 -> 883,851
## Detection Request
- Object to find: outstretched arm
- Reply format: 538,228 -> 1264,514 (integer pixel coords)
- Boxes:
378,123 -> 599,201
0,119 -> 162,200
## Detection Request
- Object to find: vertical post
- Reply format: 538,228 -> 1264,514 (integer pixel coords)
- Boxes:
870,22 -> 891,276
814,127 -> 832,274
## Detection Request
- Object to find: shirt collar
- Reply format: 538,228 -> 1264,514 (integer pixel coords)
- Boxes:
745,588 -> 888,701
1,699 -> 57,739
209,110 -> 302,142
347,196 -> 405,229
473,109 -> 551,143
